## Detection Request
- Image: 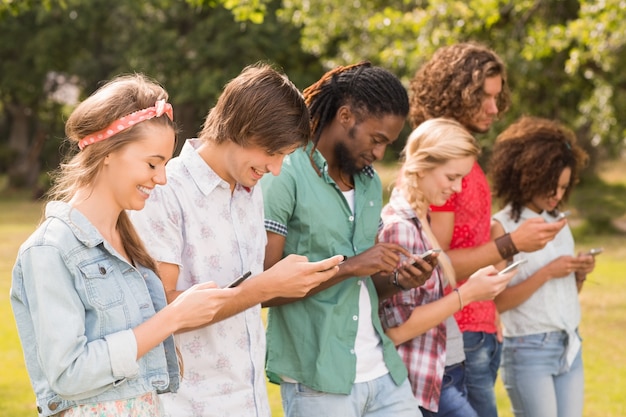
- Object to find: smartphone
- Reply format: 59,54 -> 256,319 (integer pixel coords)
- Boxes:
586,247 -> 603,256
557,210 -> 571,220
226,271 -> 252,288
498,259 -> 528,275
411,248 -> 442,268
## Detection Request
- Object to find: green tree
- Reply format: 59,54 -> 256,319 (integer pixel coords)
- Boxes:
0,0 -> 321,191
278,0 -> 626,162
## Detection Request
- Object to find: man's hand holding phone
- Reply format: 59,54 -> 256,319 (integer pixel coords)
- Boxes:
392,249 -> 441,290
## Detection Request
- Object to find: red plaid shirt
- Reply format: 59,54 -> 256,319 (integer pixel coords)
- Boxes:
378,188 -> 447,412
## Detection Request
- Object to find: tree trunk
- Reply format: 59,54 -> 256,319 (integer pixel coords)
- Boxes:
6,102 -> 42,190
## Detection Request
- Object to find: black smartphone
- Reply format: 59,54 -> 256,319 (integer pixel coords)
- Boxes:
411,248 -> 442,268
226,271 -> 252,288
498,259 -> 528,275
586,247 -> 603,256
557,210 -> 571,220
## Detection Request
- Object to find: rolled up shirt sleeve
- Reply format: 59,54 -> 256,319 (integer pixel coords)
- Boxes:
105,329 -> 139,380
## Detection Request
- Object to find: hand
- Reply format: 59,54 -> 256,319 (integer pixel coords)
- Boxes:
511,217 -> 565,252
544,255 -> 586,279
459,265 -> 515,303
394,253 -> 438,289
168,281 -> 229,330
343,242 -> 411,277
262,253 -> 343,299
575,252 -> 596,274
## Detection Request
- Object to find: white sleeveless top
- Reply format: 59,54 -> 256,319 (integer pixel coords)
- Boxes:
492,205 -> 581,366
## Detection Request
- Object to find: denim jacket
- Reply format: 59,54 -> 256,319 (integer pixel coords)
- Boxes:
10,201 -> 179,416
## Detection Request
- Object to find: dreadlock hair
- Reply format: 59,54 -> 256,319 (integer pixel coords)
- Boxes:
304,62 -> 409,147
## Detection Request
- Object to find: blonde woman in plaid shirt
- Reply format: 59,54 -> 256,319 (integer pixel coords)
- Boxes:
378,118 -> 517,417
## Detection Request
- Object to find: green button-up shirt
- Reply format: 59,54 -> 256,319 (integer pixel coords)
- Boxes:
261,144 -> 408,394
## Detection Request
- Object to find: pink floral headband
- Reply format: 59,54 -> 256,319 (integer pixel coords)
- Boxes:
78,99 -> 174,150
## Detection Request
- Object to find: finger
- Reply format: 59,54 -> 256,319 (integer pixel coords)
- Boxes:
380,242 -> 412,257
314,254 -> 344,272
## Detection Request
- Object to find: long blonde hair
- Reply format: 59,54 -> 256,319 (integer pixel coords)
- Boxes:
48,74 -> 174,273
399,118 -> 480,286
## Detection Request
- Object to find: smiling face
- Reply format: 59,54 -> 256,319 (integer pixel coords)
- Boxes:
100,124 -> 175,212
217,141 -> 299,190
417,156 -> 476,206
466,75 -> 502,133
335,111 -> 406,175
527,167 -> 572,214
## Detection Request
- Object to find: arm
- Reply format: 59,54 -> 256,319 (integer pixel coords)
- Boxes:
386,265 -> 513,346
263,231 -> 409,306
430,212 -> 567,280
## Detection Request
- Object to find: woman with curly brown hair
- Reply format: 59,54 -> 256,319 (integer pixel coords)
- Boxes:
490,116 -> 595,417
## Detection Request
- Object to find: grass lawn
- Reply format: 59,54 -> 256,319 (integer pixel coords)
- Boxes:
1,160 -> 625,415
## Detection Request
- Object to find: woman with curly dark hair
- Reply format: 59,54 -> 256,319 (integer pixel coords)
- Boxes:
490,116 -> 595,417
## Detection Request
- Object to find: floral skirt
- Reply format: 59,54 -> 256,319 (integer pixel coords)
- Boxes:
59,391 -> 163,417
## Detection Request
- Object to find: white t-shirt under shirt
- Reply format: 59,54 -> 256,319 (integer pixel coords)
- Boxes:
343,189 -> 389,383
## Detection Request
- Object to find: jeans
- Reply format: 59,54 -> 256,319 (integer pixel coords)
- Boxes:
280,373 -> 422,417
501,331 -> 584,417
420,362 -> 477,417
462,331 -> 502,417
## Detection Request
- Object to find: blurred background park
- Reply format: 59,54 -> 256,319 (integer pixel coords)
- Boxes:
1,0 -> 625,416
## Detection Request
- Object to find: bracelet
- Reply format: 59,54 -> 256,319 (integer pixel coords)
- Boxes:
391,270 -> 408,291
495,233 -> 519,260
453,288 -> 464,311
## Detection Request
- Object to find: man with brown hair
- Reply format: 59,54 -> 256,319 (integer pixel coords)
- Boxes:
131,63 -> 343,417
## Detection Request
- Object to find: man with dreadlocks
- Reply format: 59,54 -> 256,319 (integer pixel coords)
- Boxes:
261,62 -> 431,417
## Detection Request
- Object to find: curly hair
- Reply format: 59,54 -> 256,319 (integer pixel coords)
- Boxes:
304,61 -> 409,147
408,42 -> 510,130
489,116 -> 589,221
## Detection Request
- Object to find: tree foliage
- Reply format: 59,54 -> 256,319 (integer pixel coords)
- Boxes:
0,0 -> 321,190
278,0 -> 626,163
1,0 -> 625,194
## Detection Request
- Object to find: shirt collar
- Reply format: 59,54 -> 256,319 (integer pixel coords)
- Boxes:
180,139 -> 252,196
45,201 -> 104,248
388,187 -> 420,222
305,142 -> 375,180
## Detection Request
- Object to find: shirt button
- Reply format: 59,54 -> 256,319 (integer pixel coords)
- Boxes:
369,201 -> 374,206
350,349 -> 355,354
352,315 -> 358,321
348,215 -> 354,222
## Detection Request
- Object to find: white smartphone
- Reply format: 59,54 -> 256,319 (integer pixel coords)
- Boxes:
411,248 -> 442,268
586,247 -> 603,256
557,210 -> 571,220
226,271 -> 252,288
498,259 -> 528,275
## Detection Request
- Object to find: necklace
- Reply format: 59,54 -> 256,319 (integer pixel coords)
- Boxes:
338,171 -> 354,190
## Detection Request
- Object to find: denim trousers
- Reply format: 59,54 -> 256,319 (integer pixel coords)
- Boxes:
420,362 -> 478,417
462,331 -> 502,417
501,331 -> 584,417
280,373 -> 422,417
